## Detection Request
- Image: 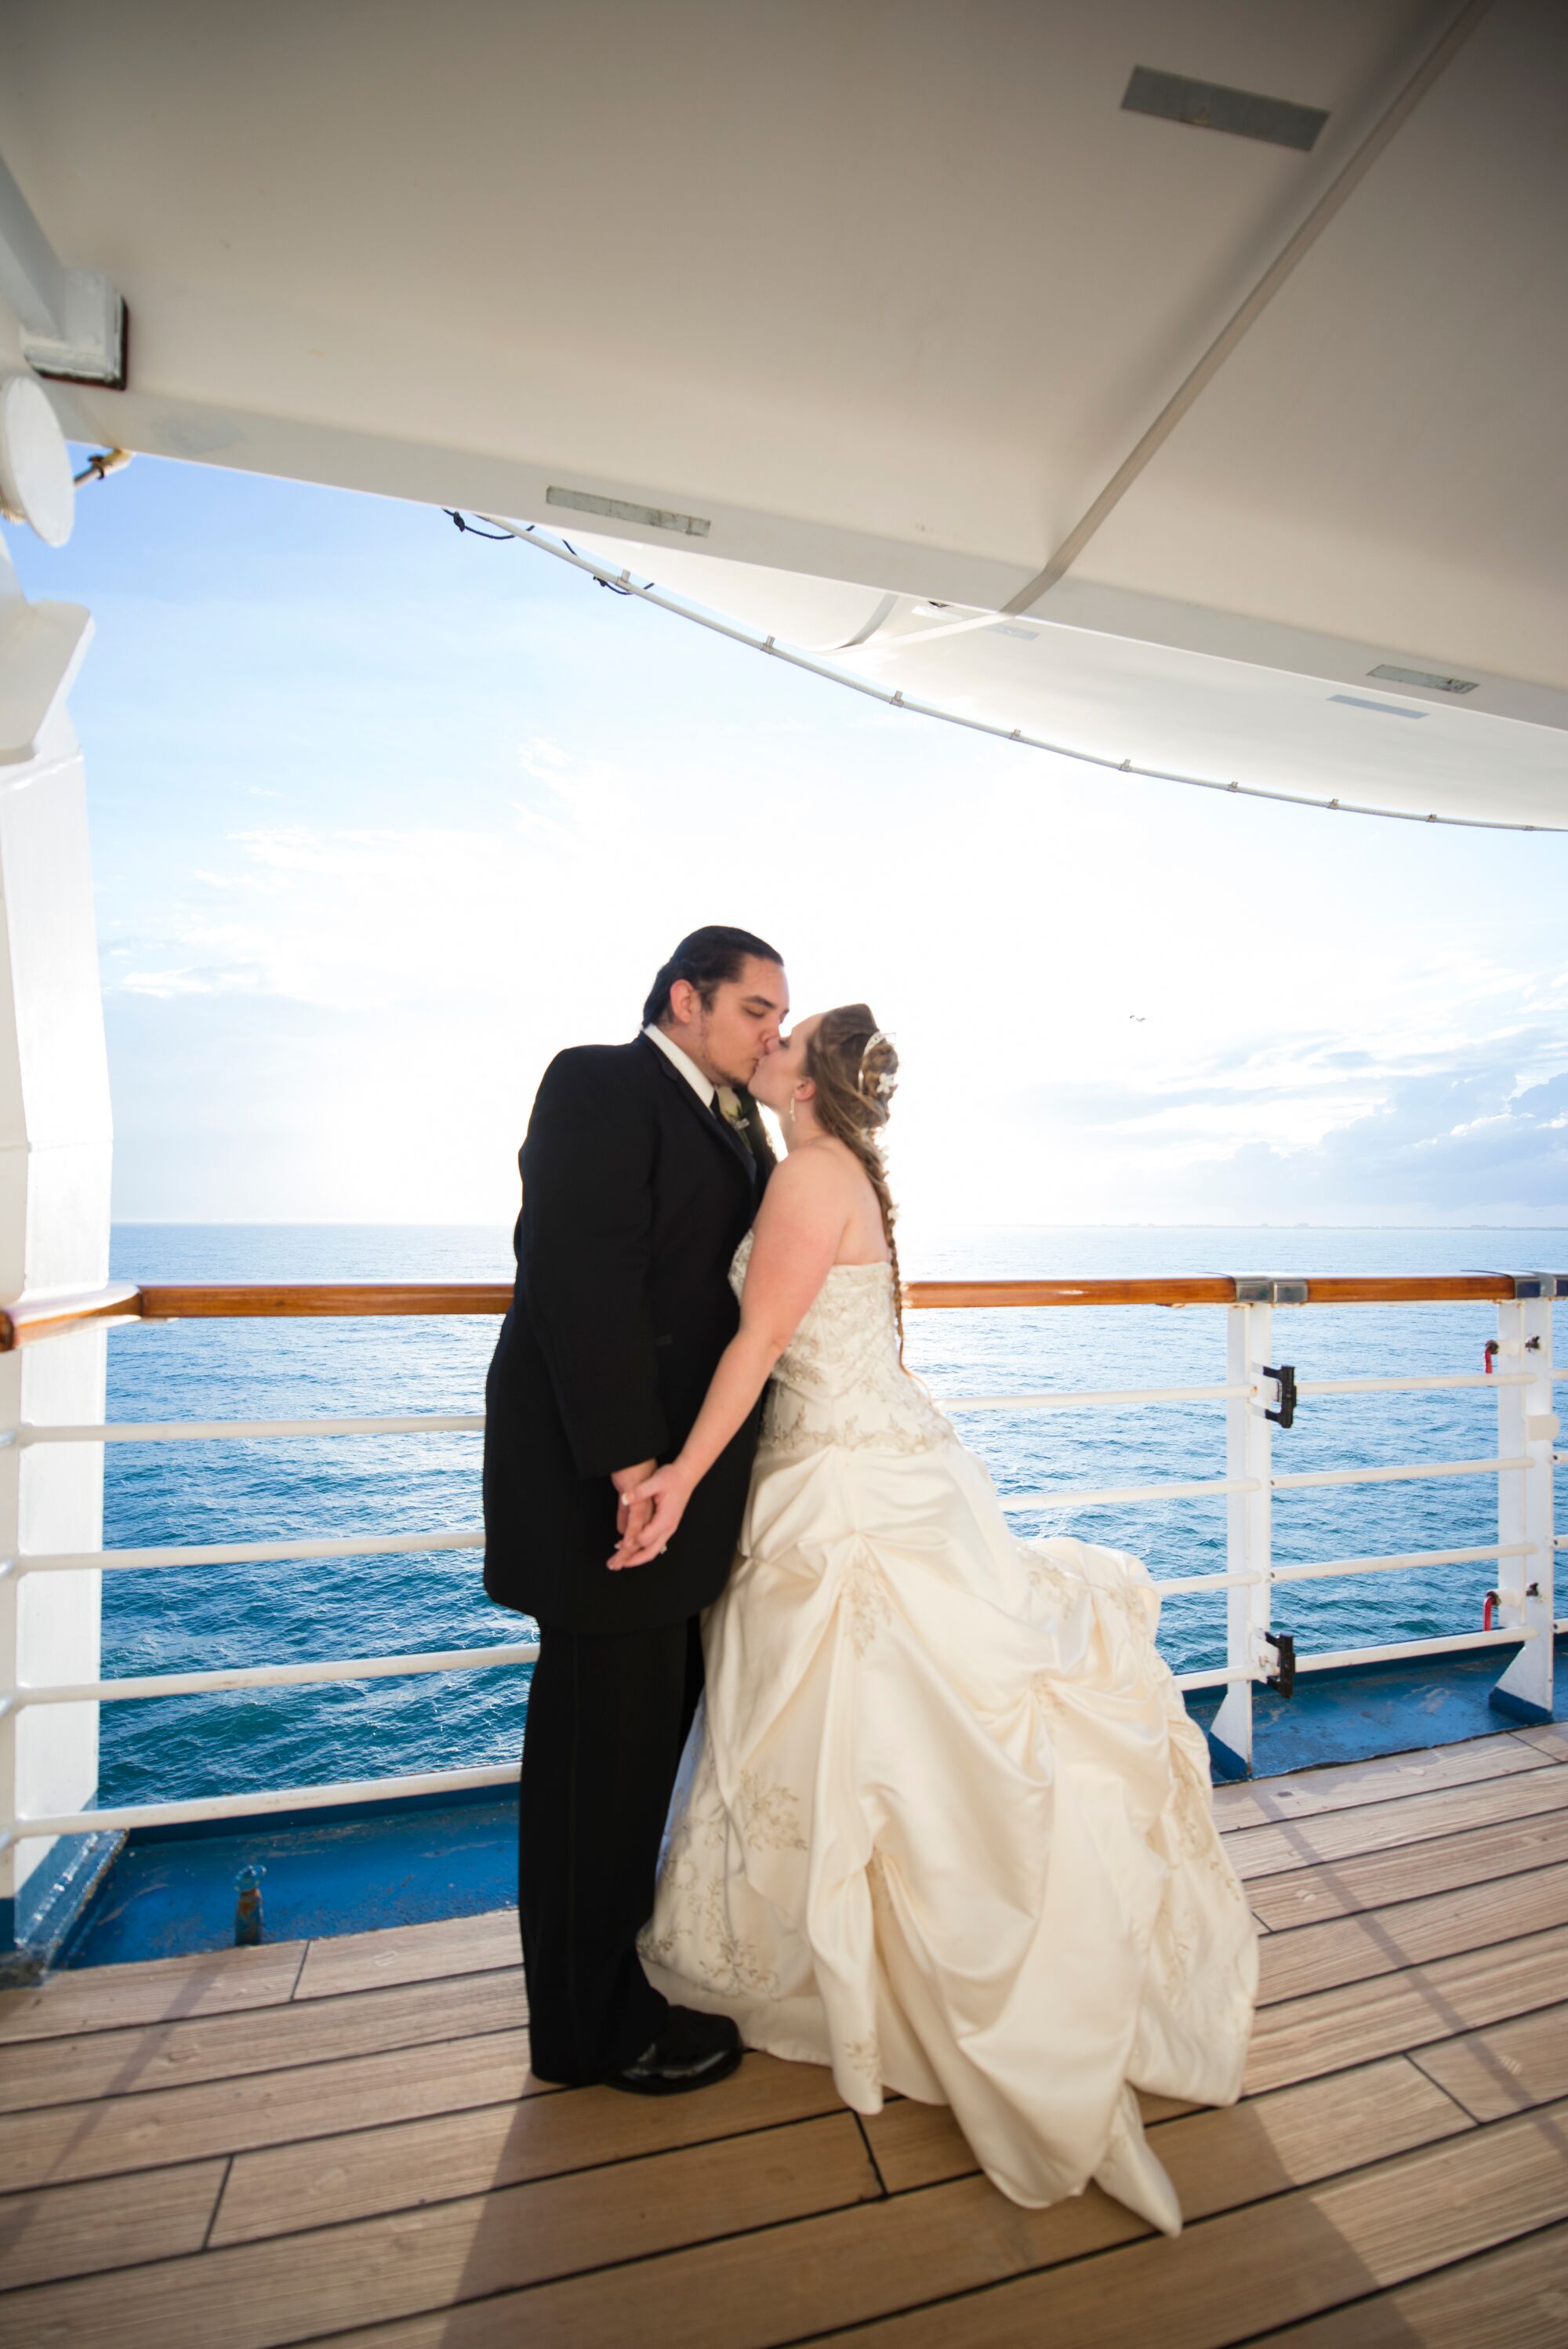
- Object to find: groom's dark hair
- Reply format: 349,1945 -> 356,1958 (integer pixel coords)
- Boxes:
643,925 -> 784,1027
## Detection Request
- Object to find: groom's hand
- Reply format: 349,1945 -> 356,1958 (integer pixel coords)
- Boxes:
611,1458 -> 659,1560
610,1460 -> 695,1570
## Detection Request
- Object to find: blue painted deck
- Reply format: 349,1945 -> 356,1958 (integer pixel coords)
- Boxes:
40,1638 -> 1566,1973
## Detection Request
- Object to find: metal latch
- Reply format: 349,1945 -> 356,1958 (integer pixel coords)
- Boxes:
1263,1632 -> 1296,1697
1263,1364 -> 1298,1429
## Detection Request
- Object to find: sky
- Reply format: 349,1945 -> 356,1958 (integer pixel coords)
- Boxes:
11,455 -> 1567,1231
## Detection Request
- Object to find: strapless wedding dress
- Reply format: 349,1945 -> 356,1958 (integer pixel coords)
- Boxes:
640,1233 -> 1258,2230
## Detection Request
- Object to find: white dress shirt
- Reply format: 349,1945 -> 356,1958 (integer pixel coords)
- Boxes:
641,1021 -> 716,1108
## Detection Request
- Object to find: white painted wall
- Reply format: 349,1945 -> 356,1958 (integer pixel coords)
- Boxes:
0,512 -> 111,1923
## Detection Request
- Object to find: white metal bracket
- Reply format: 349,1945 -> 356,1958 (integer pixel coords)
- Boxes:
0,153 -> 125,390
1235,1278 -> 1309,1305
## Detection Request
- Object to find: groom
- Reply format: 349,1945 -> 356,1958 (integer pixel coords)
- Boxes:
484,924 -> 786,2093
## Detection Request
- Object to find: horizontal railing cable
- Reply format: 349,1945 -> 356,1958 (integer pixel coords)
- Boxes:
16,1414 -> 485,1444
1000,1475 -> 1257,1511
1296,1372 -> 1533,1395
8,1639 -> 540,1708
1291,1628 -> 1533,1673
1272,1454 -> 1529,1490
1269,1540 -> 1535,1583
4,1762 -> 521,1848
941,1383 -> 1249,1412
1152,1541 -> 1537,1599
10,1526 -> 485,1574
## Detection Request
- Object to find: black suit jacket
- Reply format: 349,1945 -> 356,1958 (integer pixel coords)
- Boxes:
483,1034 -> 775,1632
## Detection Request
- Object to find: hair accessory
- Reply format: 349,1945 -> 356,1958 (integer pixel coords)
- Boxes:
858,1029 -> 898,1099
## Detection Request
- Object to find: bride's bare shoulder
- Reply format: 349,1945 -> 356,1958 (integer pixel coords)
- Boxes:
758,1141 -> 864,1222
760,1142 -> 857,1205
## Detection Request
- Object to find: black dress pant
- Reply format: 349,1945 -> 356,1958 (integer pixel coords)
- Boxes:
518,1614 -> 705,2082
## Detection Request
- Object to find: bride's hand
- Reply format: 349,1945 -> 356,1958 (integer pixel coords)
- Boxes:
608,1461 -> 695,1570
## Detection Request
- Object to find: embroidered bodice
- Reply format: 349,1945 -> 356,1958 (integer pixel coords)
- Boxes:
730,1229 -> 953,1458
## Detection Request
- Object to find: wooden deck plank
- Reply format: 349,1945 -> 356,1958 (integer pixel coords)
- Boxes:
1228,1760 -> 1568,1884
1249,1808 -> 1568,1931
0,1962 -> 523,2116
0,1942 -> 305,2046
1213,1737 -> 1552,1833
1410,2004 -> 1568,2122
212,2051 -> 851,2244
0,2111 -> 879,2349
1246,1924 -> 1568,2097
1512,1723 -> 1568,1763
794,2099 -> 1568,2349
313,2173 -> 1150,2349
1240,2218 -> 1568,2347
292,1910 -> 520,2002
1255,1861 -> 1568,2006
861,2054 -> 1466,2200
0,2157 -> 227,2291
319,2095 -> 1567,2349
0,2025 -> 540,2195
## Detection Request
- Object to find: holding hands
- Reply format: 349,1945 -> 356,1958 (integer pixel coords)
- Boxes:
610,1458 -> 659,1561
610,1459 -> 695,1570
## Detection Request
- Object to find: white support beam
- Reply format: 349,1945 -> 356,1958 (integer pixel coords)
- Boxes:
0,532 -> 112,1954
0,151 -> 125,389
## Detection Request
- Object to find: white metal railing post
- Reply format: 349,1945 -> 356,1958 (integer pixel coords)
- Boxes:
0,1352 -> 19,1901
1209,1299 -> 1272,1774
1490,1281 -> 1557,1724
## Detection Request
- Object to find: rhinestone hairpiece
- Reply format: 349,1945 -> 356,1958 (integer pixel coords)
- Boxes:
858,1029 -> 897,1098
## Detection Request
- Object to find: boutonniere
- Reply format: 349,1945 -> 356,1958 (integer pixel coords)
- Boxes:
716,1087 -> 754,1149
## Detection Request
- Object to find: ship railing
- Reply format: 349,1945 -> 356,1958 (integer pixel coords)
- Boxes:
0,1269 -> 1560,1846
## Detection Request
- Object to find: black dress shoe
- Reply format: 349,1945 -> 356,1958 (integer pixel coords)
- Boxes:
605,2005 -> 743,2096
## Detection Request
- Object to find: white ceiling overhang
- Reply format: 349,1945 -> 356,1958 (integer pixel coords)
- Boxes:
1,0 -> 1563,826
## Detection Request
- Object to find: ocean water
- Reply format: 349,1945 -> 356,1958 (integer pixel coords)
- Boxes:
100,1224 -> 1566,1808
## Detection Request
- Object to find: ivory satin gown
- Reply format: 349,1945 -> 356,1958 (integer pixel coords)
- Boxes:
641,1234 -> 1258,2231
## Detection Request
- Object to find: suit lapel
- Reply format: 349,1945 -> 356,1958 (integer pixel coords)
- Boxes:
640,1034 -> 756,1185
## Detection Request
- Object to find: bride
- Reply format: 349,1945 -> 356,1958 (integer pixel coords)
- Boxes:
611,1005 -> 1258,2233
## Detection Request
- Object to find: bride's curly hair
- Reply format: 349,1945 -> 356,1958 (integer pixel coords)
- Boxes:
804,1006 -> 906,1357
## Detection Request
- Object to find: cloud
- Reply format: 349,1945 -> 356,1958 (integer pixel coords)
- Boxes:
121,963 -> 268,999
1006,1028 -> 1568,1222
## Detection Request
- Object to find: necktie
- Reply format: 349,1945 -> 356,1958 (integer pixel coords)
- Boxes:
714,1088 -> 756,1165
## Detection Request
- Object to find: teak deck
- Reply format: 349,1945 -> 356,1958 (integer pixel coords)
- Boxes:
2,1722 -> 1566,2347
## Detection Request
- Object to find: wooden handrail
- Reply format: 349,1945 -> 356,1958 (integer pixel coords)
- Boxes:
2,1269 -> 1555,1349
136,1283 -> 516,1321
906,1277 -> 1239,1310
0,1283 -> 143,1351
